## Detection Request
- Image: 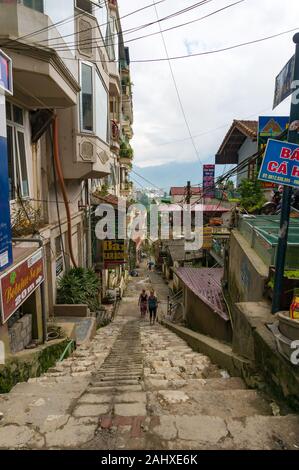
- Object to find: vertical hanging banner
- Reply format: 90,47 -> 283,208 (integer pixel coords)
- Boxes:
203,164 -> 215,198
0,50 -> 13,272
273,55 -> 295,109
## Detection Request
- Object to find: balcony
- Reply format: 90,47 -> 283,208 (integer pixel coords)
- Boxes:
57,108 -> 111,180
110,120 -> 120,152
0,2 -> 80,108
122,115 -> 134,140
120,182 -> 133,198
108,0 -> 118,11
119,141 -> 133,167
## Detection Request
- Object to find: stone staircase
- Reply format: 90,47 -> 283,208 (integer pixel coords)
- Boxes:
0,271 -> 299,450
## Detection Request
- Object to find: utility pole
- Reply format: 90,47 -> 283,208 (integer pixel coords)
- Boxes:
272,33 -> 299,314
186,181 -> 192,204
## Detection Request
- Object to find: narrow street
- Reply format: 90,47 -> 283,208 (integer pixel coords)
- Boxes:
0,268 -> 298,450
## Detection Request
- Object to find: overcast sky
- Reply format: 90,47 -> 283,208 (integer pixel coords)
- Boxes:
117,0 -> 298,187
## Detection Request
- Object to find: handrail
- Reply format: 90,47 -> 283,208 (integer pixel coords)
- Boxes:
58,340 -> 75,362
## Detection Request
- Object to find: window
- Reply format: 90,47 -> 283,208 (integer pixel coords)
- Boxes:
81,63 -> 93,132
76,0 -> 93,14
6,102 -> 29,200
23,0 -> 44,13
95,69 -> 108,143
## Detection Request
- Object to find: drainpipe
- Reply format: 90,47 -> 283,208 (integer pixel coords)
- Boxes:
12,238 -> 47,344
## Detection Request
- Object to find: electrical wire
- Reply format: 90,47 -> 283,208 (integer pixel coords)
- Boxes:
152,0 -> 203,166
47,0 -> 244,52
31,0 -> 180,46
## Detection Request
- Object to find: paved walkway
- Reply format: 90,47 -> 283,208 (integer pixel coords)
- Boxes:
0,268 -> 299,450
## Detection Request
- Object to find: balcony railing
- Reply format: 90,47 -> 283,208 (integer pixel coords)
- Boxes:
111,120 -> 120,141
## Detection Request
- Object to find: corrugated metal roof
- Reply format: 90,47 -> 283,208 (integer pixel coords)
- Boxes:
159,204 -> 230,213
170,187 -> 201,196
175,267 -> 229,321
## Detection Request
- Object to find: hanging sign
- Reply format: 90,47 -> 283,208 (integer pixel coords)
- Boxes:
258,139 -> 299,189
0,249 -> 44,324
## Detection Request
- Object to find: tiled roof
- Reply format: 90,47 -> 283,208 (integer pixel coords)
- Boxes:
91,193 -> 128,207
170,187 -> 201,196
215,119 -> 258,165
175,267 -> 229,321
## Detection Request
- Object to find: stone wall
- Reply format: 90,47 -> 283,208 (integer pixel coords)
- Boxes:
8,315 -> 32,354
228,230 -> 268,304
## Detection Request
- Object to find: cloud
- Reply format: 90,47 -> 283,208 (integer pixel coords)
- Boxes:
118,0 -> 297,173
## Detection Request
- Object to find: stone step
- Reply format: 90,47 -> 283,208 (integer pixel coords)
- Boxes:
183,377 -> 247,391
153,389 -> 274,419
92,379 -> 141,387
88,384 -> 143,393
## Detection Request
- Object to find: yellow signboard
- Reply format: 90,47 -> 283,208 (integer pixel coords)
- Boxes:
103,240 -> 127,268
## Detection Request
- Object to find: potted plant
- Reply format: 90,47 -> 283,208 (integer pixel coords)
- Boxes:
55,268 -> 101,315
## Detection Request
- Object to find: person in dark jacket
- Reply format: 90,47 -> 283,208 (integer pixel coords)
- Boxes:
148,290 -> 158,325
138,289 -> 148,319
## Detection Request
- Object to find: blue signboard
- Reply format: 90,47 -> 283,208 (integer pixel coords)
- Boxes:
258,139 -> 299,189
0,135 -> 13,272
258,116 -> 289,139
0,51 -> 13,95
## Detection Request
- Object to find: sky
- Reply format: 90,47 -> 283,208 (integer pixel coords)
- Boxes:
117,0 -> 299,191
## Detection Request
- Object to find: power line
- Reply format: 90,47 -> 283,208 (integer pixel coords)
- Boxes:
1,0 -> 168,49
152,0 -> 203,166
45,0 -> 244,52
10,24 -> 298,66
130,169 -> 166,192
33,0 -> 188,46
129,26 -> 299,63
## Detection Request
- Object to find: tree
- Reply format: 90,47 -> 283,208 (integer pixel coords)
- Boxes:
238,176 -> 265,213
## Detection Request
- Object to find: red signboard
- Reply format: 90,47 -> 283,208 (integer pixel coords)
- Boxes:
0,248 -> 44,324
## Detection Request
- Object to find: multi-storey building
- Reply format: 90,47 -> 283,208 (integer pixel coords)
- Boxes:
0,0 -> 134,358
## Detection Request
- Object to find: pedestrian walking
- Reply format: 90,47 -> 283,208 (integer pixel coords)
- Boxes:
138,289 -> 148,320
148,290 -> 158,325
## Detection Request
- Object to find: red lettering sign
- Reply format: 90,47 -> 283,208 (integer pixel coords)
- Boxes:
0,249 -> 44,324
292,166 -> 299,177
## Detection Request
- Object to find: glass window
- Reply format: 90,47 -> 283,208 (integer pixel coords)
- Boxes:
6,102 -> 12,121
23,0 -> 44,13
81,63 -> 93,132
13,105 -> 23,126
17,131 -> 29,197
95,70 -> 108,143
6,102 -> 29,200
6,126 -> 15,201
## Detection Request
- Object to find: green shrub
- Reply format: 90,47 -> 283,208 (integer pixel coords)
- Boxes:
239,177 -> 265,213
56,268 -> 100,312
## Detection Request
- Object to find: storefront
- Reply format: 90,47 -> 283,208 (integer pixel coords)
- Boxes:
0,245 -> 45,355
0,51 -> 46,356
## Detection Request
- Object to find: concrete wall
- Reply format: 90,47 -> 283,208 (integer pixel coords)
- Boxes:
237,137 -> 258,187
228,230 -> 268,304
184,287 -> 232,343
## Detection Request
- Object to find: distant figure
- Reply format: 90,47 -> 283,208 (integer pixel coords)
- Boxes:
148,290 -> 158,325
148,261 -> 155,271
138,289 -> 148,319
